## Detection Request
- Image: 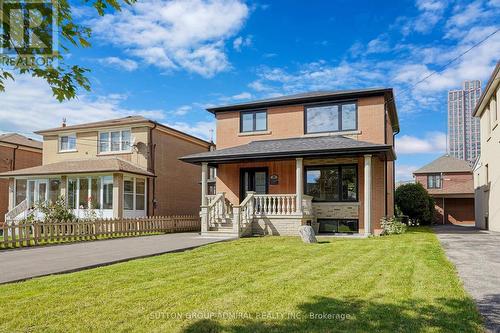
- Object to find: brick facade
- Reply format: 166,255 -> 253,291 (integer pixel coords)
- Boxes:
0,144 -> 42,222
415,172 -> 475,225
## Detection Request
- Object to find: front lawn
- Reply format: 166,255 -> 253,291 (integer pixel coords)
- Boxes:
0,228 -> 482,332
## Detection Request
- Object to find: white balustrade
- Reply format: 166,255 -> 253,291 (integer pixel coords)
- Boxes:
253,194 -> 297,215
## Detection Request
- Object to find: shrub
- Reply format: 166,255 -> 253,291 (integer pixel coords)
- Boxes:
380,216 -> 407,235
395,183 -> 435,225
36,197 -> 75,222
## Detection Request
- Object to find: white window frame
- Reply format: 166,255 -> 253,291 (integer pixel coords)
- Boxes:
98,128 -> 132,154
67,175 -> 114,216
58,133 -> 77,152
123,176 -> 147,212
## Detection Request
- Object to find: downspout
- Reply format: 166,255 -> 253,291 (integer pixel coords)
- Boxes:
384,107 -> 388,217
12,144 -> 19,170
148,122 -> 157,216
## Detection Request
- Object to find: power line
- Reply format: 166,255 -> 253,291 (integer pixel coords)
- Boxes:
387,27 -> 500,110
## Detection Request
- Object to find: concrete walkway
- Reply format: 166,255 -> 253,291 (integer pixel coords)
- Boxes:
434,225 -> 500,332
0,233 -> 234,284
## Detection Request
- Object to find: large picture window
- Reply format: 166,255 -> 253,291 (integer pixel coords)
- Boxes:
99,129 -> 132,153
305,165 -> 358,202
305,102 -> 357,133
240,110 -> 267,132
67,176 -> 114,211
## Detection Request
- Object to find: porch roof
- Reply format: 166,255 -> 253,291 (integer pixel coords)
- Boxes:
180,135 -> 395,164
0,157 -> 155,178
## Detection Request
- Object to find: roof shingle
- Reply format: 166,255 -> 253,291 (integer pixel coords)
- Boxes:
0,133 -> 42,150
181,135 -> 395,164
413,155 -> 473,174
0,157 -> 154,177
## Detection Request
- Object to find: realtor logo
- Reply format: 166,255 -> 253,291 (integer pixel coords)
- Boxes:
1,0 -> 57,60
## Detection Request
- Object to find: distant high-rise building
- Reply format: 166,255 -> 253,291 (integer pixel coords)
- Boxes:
448,80 -> 481,162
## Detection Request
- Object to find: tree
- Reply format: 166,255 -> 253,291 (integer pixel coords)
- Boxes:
395,183 -> 435,225
0,0 -> 135,101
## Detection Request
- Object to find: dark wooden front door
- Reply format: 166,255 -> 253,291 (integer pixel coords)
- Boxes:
240,168 -> 268,201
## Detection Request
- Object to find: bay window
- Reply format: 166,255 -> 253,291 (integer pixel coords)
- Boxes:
305,102 -> 357,133
99,129 -> 132,153
305,165 -> 358,202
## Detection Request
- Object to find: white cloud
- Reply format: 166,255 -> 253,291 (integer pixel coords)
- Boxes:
231,92 -> 252,100
171,105 -> 192,116
366,35 -> 391,54
397,0 -> 447,35
98,57 -> 139,71
90,0 -> 249,77
0,75 -> 165,136
233,35 -> 252,51
166,120 -> 216,141
396,164 -> 419,181
396,132 -> 447,154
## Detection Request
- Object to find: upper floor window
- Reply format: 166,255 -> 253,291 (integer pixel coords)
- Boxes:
59,133 -> 76,152
305,102 -> 357,134
427,174 -> 441,189
99,129 -> 131,153
240,110 -> 267,133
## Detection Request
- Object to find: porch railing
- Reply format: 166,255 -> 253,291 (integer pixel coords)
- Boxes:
253,194 -> 297,215
206,193 -> 233,227
237,192 -> 255,236
4,199 -> 29,224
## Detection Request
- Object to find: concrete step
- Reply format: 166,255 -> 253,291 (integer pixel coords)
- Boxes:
200,231 -> 238,238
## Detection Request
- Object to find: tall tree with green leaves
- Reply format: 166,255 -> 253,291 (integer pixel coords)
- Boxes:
0,0 -> 135,101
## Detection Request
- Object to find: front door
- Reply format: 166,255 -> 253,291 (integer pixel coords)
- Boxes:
240,168 -> 268,201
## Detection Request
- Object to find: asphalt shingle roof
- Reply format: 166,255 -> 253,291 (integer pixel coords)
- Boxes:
0,133 -> 42,149
413,155 -> 473,174
0,157 -> 154,177
181,135 -> 394,164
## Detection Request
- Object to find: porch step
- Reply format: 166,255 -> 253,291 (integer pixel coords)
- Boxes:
201,231 -> 238,238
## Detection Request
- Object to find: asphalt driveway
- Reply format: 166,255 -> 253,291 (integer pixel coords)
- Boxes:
434,225 -> 500,332
0,233 -> 233,284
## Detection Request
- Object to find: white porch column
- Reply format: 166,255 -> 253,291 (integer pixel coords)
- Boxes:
364,154 -> 372,235
8,178 -> 15,211
201,162 -> 208,206
296,158 -> 303,213
113,173 -> 124,218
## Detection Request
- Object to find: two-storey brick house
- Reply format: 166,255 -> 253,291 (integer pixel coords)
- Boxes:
0,116 -> 211,221
181,89 -> 399,236
413,155 -> 475,225
0,133 -> 43,224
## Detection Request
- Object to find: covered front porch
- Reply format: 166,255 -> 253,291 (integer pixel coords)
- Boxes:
1,157 -> 154,223
181,136 -> 395,237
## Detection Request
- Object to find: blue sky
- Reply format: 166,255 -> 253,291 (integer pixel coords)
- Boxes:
1,0 -> 499,180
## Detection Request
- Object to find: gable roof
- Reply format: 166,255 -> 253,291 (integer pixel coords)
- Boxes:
413,155 -> 473,174
473,61 -> 500,117
34,116 -> 211,147
0,157 -> 154,177
181,135 -> 395,164
206,88 -> 400,133
0,133 -> 43,150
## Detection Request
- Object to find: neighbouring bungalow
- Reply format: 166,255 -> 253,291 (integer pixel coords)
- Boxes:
181,88 -> 400,237
0,133 -> 43,224
414,155 -> 475,226
0,116 -> 212,222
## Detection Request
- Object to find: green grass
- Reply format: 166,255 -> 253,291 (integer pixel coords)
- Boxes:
0,228 -> 482,332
